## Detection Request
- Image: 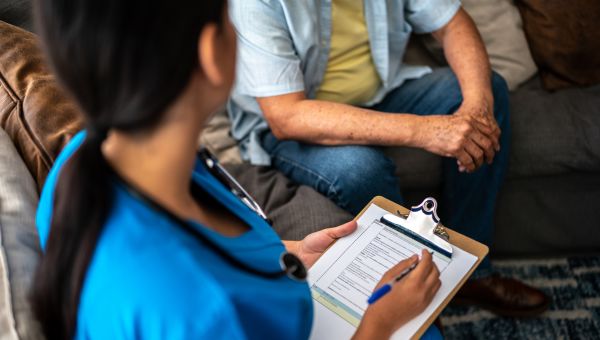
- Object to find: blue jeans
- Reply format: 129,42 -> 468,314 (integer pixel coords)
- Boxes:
262,68 -> 510,274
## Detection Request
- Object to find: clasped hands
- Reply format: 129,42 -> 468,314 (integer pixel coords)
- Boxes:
418,96 -> 501,173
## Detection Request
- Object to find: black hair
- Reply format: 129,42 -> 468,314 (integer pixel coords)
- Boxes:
31,1 -> 226,338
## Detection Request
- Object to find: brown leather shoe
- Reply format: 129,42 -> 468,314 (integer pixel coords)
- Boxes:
453,274 -> 550,317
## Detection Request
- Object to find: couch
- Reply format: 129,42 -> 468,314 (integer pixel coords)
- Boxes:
0,1 -> 599,339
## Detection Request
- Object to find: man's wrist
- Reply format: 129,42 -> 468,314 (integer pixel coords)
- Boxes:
461,88 -> 494,112
393,114 -> 426,149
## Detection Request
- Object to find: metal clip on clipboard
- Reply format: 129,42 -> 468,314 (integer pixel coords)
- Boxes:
379,197 -> 453,258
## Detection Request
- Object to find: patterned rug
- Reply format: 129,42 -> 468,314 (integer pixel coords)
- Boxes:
440,256 -> 600,339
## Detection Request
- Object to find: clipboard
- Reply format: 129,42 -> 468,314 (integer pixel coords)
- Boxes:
354,196 -> 489,339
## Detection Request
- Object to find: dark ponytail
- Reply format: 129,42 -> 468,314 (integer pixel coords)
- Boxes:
32,127 -> 111,339
30,1 -> 226,338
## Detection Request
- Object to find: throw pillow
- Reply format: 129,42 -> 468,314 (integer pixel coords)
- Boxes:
462,0 -> 537,91
0,21 -> 83,192
516,0 -> 600,91
417,0 -> 538,91
0,127 -> 44,340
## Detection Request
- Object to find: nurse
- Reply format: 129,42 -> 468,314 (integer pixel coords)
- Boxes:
30,0 -> 442,339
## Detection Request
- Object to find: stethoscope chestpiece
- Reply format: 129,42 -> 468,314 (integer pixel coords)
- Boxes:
280,252 -> 307,282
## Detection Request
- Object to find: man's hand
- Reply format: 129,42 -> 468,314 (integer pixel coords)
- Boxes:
284,221 -> 357,268
453,96 -> 501,171
415,113 -> 499,173
429,8 -> 504,172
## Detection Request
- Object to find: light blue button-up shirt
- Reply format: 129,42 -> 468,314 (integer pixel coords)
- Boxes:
228,0 -> 461,165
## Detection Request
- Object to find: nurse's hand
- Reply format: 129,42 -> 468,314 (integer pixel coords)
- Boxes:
353,250 -> 441,339
283,221 -> 357,268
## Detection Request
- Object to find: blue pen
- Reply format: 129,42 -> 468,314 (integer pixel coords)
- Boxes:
367,261 -> 419,305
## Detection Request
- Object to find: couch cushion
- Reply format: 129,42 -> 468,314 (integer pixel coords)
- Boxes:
0,21 -> 83,192
0,127 -> 43,339
516,0 -> 600,91
493,173 -> 600,256
508,76 -> 600,178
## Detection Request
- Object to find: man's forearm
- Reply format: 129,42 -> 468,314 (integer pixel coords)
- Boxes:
434,8 -> 493,106
282,100 -> 421,145
256,9 -> 497,157
260,94 -> 422,146
432,8 -> 501,170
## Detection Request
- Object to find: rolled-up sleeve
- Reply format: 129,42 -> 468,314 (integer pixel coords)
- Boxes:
229,0 -> 305,98
404,0 -> 461,34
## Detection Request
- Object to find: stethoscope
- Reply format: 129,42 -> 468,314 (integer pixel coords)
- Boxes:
111,148 -> 307,282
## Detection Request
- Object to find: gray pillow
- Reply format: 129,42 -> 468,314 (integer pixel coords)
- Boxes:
463,0 -> 537,90
418,0 -> 538,91
0,127 -> 43,339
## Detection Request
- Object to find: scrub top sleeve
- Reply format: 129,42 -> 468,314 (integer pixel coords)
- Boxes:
229,0 -> 305,98
404,0 -> 461,34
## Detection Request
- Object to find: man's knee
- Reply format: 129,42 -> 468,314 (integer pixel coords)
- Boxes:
430,68 -> 463,114
332,147 -> 396,191
327,147 -> 400,213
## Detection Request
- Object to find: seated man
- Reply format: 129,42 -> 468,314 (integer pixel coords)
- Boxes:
228,0 -> 548,316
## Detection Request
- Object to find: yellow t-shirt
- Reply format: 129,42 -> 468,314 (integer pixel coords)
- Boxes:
316,0 -> 381,105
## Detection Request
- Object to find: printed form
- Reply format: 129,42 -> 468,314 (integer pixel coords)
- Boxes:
308,204 -> 477,340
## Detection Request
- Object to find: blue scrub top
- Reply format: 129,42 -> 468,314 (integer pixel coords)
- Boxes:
36,132 -> 313,339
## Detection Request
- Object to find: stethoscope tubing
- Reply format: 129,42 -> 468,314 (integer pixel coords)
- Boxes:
107,159 -> 307,281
